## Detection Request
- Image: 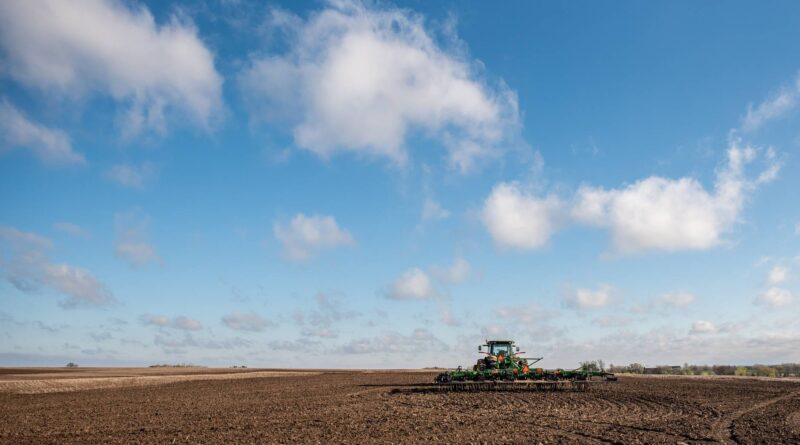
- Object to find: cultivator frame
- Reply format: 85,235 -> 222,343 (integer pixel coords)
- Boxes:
434,339 -> 616,392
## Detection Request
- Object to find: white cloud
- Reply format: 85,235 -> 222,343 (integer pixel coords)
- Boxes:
141,314 -> 202,331
273,213 -> 353,261
573,139 -> 778,253
0,0 -> 223,136
430,257 -> 472,284
659,291 -> 696,308
387,268 -> 434,300
53,222 -> 90,239
421,198 -> 450,221
767,265 -> 788,285
239,1 -> 519,172
690,320 -> 717,335
481,182 -> 562,250
114,210 -> 160,268
221,311 -> 274,332
0,225 -> 113,307
104,162 -> 157,189
0,100 -> 85,166
563,284 -> 613,310
757,287 -> 794,308
741,75 -> 800,132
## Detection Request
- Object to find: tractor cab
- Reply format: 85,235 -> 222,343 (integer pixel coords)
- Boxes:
474,340 -> 526,372
479,340 -> 519,358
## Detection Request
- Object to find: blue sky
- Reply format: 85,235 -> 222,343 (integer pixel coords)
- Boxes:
1,0 -> 799,368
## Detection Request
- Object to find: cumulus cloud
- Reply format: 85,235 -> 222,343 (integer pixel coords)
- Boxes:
421,198 -> 450,221
563,284 -> 613,310
140,313 -> 202,331
0,0 -> 223,136
387,267 -> 435,300
690,320 -> 717,335
0,100 -> 85,166
274,213 -> 354,261
222,311 -> 274,332
104,162 -> 157,189
767,265 -> 788,285
572,139 -> 779,253
0,225 -> 113,307
114,210 -> 160,267
239,1 -> 520,172
481,182 -> 562,250
741,74 -> 800,132
757,287 -> 794,308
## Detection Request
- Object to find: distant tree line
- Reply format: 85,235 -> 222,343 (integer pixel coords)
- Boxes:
149,363 -> 204,368
606,362 -> 800,378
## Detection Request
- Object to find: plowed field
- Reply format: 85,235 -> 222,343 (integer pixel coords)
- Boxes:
1,369 -> 799,444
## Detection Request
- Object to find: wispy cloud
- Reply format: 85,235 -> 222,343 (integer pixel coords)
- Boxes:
338,328 -> 446,354
53,222 -> 90,239
741,74 -> 800,132
0,100 -> 85,166
421,198 -> 450,221
114,210 -> 161,268
221,312 -> 274,332
105,162 -> 158,189
140,314 -> 203,331
0,225 -> 114,308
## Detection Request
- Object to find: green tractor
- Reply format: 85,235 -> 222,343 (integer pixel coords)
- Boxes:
434,339 -> 616,390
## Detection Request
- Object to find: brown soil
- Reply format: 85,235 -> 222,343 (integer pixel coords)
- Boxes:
1,370 -> 799,444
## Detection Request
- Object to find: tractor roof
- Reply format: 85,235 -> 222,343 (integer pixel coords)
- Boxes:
486,339 -> 514,344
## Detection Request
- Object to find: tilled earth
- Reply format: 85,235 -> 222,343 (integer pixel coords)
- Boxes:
2,370 -> 800,444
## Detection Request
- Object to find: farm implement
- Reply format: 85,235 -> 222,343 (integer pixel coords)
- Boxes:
434,339 -> 617,392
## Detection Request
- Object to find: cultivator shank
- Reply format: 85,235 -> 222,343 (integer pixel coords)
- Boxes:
435,380 -> 590,392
